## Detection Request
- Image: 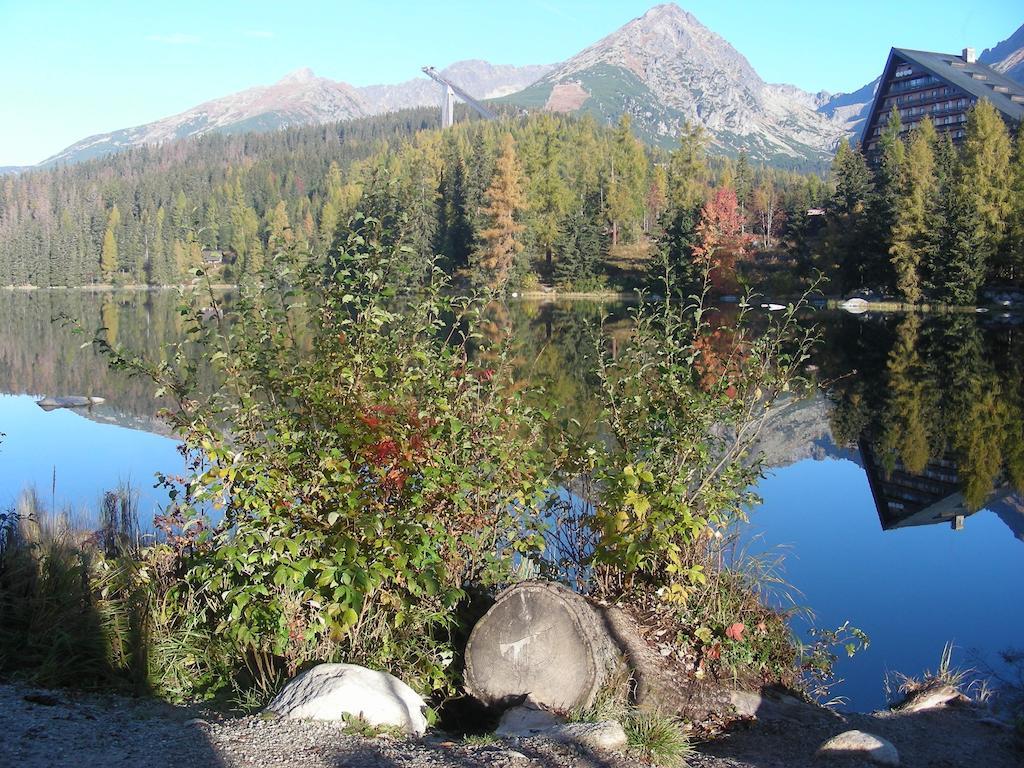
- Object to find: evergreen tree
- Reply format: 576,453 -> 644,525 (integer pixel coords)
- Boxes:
475,134 -> 525,290
825,139 -> 874,291
100,205 -> 121,280
554,195 -> 604,289
523,116 -> 571,276
266,200 -> 293,254
959,99 -> 1013,283
1002,122 -> 1024,283
889,119 -> 939,303
436,158 -> 473,272
867,106 -> 905,292
734,149 -> 753,234
606,115 -> 647,245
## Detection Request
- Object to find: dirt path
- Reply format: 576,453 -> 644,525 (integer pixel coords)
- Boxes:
1,684 -> 1019,768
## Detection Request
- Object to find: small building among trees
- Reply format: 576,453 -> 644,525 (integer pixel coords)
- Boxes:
861,47 -> 1024,157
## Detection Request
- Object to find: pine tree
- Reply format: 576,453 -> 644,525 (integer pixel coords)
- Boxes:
606,115 -> 647,246
554,195 -> 604,289
868,106 -> 905,292
734,150 -> 753,234
267,200 -> 293,254
959,99 -> 1013,283
475,134 -> 525,290
825,139 -> 874,291
889,119 -> 939,303
100,205 -> 121,280
523,117 -> 571,276
667,122 -> 708,212
1003,126 -> 1024,284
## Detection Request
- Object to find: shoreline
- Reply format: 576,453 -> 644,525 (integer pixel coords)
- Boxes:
4,284 -> 1020,315
1,680 -> 1018,768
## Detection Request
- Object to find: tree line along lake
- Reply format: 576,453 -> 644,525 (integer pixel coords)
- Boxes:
0,288 -> 1021,711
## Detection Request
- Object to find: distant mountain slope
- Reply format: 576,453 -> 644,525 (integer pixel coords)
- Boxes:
42,61 -> 552,167
815,77 -> 880,140
359,60 -> 554,113
504,4 -> 846,168
43,69 -> 370,166
980,22 -> 1024,84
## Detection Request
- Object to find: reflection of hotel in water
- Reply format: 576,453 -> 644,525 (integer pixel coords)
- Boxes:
859,439 -> 1024,540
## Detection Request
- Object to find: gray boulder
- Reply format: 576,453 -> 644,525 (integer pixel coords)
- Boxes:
265,663 -> 427,735
893,682 -> 966,712
546,721 -> 628,752
817,729 -> 900,766
495,696 -> 564,736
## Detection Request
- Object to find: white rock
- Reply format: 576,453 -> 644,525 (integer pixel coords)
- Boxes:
547,721 -> 628,752
265,663 -> 427,736
495,697 -> 563,736
817,729 -> 899,766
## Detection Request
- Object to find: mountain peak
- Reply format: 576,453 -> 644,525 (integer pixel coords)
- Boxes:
278,67 -> 317,85
638,3 -> 696,24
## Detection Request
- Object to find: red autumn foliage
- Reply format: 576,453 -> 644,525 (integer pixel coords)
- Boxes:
367,438 -> 400,465
725,622 -> 746,641
693,186 -> 753,294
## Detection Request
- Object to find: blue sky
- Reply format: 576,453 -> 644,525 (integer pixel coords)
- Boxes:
0,0 -> 1020,166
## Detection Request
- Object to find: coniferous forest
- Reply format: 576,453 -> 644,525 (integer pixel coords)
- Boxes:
0,107 -> 827,292
1,101 -> 1022,303
823,101 -> 1024,303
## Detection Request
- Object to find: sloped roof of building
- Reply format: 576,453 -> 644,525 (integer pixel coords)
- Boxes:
860,47 -> 1024,144
893,48 -> 1024,121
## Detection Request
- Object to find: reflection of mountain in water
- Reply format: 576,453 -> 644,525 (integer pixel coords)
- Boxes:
5,293 -> 1022,542
754,392 -> 855,468
73,403 -> 175,438
0,290 -> 214,436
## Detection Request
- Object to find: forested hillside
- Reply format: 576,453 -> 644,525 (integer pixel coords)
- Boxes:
0,108 -> 827,289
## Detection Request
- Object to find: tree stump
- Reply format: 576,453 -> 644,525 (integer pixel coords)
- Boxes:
464,581 -> 737,723
464,581 -> 621,711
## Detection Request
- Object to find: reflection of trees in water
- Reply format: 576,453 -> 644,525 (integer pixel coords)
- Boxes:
824,311 -> 1024,511
0,291 -> 199,426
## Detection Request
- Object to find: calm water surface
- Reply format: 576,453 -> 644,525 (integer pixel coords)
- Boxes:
1,290 -> 1021,711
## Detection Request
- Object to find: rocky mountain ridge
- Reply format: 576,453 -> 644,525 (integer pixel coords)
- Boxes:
43,60 -> 553,166
34,6 -> 1024,169
980,21 -> 1024,84
504,4 -> 850,167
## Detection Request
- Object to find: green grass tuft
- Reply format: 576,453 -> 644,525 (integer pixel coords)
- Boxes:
624,711 -> 692,767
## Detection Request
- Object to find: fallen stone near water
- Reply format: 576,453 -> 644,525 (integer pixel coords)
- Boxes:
265,663 -> 427,736
816,730 -> 900,766
892,682 -> 967,713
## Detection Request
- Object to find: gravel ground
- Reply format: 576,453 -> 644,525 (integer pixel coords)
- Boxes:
1,683 -> 1020,768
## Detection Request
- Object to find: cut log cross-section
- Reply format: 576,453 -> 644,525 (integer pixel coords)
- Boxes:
464,581 -> 621,711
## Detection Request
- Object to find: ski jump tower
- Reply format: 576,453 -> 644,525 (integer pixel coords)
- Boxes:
421,66 -> 496,128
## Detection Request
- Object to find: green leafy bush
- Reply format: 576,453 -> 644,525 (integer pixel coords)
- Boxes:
95,214 -> 552,699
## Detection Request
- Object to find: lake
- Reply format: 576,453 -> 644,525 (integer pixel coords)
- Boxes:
1,289 -> 1021,711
